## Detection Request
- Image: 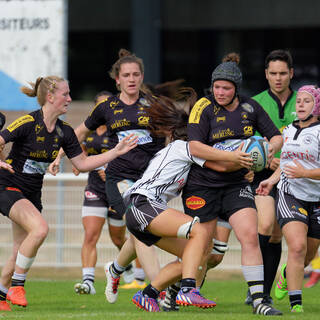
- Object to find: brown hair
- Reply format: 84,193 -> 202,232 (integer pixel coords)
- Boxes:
222,52 -> 240,64
20,76 -> 65,107
109,49 -> 144,91
146,87 -> 197,141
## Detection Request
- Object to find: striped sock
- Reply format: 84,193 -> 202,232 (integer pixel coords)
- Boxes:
242,265 -> 264,308
82,267 -> 95,284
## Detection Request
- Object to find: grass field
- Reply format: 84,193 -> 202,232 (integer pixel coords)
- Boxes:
2,275 -> 320,320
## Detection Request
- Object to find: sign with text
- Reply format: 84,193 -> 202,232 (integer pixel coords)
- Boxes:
0,0 -> 66,110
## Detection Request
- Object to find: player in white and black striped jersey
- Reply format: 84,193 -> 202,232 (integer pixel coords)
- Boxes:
256,85 -> 320,313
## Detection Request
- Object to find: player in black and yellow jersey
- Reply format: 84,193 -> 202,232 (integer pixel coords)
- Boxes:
182,53 -> 283,316
0,76 -> 137,311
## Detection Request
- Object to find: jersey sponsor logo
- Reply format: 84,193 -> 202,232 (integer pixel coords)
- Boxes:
56,125 -> 64,138
36,136 -> 45,143
114,109 -> 123,115
298,207 -> 308,216
281,150 -> 315,162
86,147 -> 98,155
185,196 -> 206,210
243,126 -> 253,136
87,137 -> 94,142
213,105 -> 221,115
212,128 -> 234,140
138,116 -> 149,126
117,129 -> 152,145
189,98 -> 211,124
84,190 -> 99,200
213,139 -> 241,151
23,159 -> 50,174
110,101 -> 120,109
303,136 -> 312,144
138,97 -> 150,107
241,103 -> 254,113
52,150 -> 59,159
30,150 -> 48,158
239,186 -> 254,200
111,118 -> 131,129
35,124 -> 43,134
7,115 -> 34,132
241,112 -> 248,120
216,116 -> 226,123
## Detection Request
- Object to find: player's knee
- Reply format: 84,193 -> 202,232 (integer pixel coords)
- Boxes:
177,216 -> 200,239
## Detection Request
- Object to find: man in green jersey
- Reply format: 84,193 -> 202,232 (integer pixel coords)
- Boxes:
246,49 -> 297,305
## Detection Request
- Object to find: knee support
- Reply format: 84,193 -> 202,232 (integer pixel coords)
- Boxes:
177,216 -> 200,239
211,239 -> 229,255
16,251 -> 35,269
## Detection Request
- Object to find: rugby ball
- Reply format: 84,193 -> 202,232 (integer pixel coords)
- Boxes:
242,136 -> 269,172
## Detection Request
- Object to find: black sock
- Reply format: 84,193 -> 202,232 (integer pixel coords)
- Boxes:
289,291 -> 302,308
142,284 -> 160,299
264,241 -> 282,295
258,234 -> 271,295
0,289 -> 6,301
181,278 -> 196,293
125,263 -> 133,272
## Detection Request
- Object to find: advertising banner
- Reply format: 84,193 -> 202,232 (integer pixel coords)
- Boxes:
0,0 -> 66,110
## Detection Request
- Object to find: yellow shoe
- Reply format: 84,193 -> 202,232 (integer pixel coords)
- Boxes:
119,280 -> 147,289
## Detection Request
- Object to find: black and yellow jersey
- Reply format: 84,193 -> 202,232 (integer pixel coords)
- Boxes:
0,109 -> 82,193
186,95 -> 280,188
84,94 -> 165,181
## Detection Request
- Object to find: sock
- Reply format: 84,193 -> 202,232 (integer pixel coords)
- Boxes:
242,265 -> 264,308
125,263 -> 133,272
142,284 -> 160,299
82,267 -> 95,284
11,272 -> 27,287
0,284 -> 8,301
181,278 -> 196,293
110,260 -> 126,278
134,267 -> 145,283
264,241 -> 282,295
289,290 -> 302,308
258,234 -> 271,296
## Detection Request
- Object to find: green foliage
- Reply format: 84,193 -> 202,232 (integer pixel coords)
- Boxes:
3,279 -> 320,319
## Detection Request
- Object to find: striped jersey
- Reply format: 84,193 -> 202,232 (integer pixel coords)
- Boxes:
278,121 -> 320,201
124,140 -> 205,204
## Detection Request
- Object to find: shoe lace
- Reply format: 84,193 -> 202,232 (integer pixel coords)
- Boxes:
112,277 -> 120,293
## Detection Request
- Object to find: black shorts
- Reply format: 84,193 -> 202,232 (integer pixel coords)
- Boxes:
182,183 -> 256,223
0,186 -> 42,217
276,190 -> 320,239
105,173 -> 134,217
126,194 -> 167,246
83,185 -> 109,208
251,168 -> 277,198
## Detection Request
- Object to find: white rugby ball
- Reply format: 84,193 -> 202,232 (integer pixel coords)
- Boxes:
242,136 -> 269,172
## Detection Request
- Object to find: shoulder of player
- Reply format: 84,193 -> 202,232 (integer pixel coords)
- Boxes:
251,89 -> 269,102
189,97 -> 213,124
6,111 -> 37,133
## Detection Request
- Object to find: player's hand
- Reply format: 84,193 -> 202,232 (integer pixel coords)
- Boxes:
114,134 -> 138,155
283,160 -> 306,179
232,142 -> 253,169
264,137 -> 275,166
97,169 -> 106,182
256,179 -> 273,196
72,165 -> 80,176
269,157 -> 280,171
0,160 -> 14,173
48,157 -> 61,176
244,170 -> 254,183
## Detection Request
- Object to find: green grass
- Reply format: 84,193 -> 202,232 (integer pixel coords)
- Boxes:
2,279 -> 320,319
